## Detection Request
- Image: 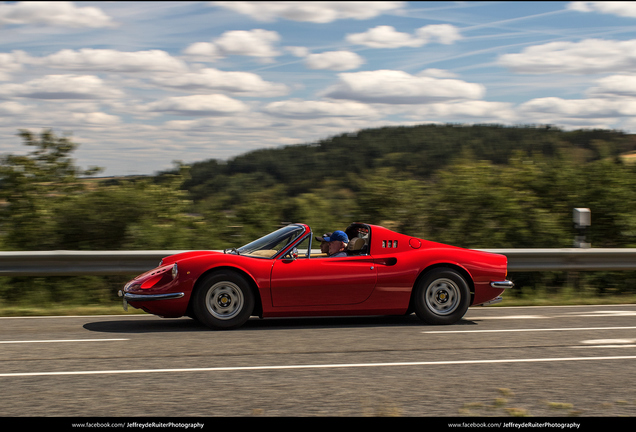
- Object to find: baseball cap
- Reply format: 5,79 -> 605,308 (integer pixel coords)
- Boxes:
315,232 -> 332,242
322,230 -> 348,243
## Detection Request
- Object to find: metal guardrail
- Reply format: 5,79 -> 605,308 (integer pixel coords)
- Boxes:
0,250 -> 188,277
0,248 -> 635,277
483,249 -> 636,272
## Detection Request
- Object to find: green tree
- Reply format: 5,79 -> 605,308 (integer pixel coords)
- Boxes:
353,167 -> 426,235
121,178 -> 212,250
0,130 -> 101,250
421,154 -> 569,248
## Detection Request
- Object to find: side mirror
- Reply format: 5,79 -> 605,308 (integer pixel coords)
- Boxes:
284,247 -> 299,261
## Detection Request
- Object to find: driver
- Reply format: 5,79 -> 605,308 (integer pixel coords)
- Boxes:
321,230 -> 349,257
315,232 -> 332,255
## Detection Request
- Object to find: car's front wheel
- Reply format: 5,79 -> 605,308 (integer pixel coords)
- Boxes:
414,268 -> 471,325
192,270 -> 255,329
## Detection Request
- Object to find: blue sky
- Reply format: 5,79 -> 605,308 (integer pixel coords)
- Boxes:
2,1 -> 636,176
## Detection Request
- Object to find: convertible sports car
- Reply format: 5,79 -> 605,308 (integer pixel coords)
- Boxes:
119,223 -> 513,329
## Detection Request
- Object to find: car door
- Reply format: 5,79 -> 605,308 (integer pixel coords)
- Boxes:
270,255 -> 377,307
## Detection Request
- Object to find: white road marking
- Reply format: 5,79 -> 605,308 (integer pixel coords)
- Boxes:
1,356 -> 635,378
467,315 -> 546,320
0,315 -> 151,319
0,338 -> 128,344
423,326 -> 636,334
565,310 -> 636,317
572,345 -> 636,349
468,310 -> 636,320
572,338 -> 636,349
582,338 -> 636,345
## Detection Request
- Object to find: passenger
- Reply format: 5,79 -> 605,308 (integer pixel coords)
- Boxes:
322,230 -> 349,257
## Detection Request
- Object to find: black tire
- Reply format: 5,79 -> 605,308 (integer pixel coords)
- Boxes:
414,268 -> 471,325
192,270 -> 255,329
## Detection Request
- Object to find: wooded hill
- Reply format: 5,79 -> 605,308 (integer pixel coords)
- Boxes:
179,124 -> 636,199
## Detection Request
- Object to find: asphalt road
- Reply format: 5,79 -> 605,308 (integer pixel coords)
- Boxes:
1,304 -> 635,418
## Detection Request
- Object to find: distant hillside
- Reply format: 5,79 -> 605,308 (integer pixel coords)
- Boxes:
170,123 -> 636,200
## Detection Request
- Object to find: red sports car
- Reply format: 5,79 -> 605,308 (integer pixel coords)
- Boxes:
119,223 -> 513,329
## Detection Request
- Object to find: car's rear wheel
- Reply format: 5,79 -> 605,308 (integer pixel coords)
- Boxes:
192,270 -> 255,329
414,268 -> 470,325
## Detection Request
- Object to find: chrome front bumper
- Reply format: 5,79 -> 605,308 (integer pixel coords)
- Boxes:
118,290 -> 184,311
490,280 -> 514,289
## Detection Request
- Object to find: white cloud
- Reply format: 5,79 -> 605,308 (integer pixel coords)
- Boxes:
0,51 -> 28,80
43,49 -> 188,73
498,39 -> 636,74
183,29 -> 281,62
0,1 -> 115,28
518,97 -> 636,119
587,74 -> 636,98
415,24 -> 462,45
264,99 -> 377,119
304,51 -> 365,71
346,24 -> 461,48
285,46 -> 310,57
215,29 -> 281,59
212,1 -> 405,23
72,112 -> 121,126
146,94 -> 249,116
165,115 -> 275,132
417,68 -> 459,78
0,101 -> 29,115
321,70 -> 485,104
346,25 -> 423,48
568,1 -> 636,18
413,100 -> 516,121
151,68 -> 289,97
182,42 -> 222,61
0,75 -> 124,100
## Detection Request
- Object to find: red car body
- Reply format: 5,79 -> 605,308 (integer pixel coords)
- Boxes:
119,223 -> 513,328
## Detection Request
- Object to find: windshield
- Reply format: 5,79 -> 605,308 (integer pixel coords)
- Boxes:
235,224 -> 305,258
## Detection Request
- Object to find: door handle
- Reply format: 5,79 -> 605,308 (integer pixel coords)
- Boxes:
373,258 -> 397,266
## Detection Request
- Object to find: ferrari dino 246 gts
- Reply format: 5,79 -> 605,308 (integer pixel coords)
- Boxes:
119,223 -> 513,329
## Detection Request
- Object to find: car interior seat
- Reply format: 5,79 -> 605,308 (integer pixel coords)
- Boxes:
347,237 -> 366,255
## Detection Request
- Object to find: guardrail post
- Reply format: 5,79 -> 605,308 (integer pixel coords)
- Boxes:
573,208 -> 591,248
